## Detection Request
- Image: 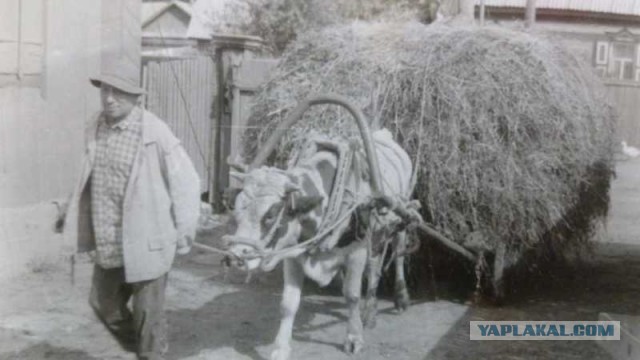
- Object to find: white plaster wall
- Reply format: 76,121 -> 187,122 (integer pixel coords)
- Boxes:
0,0 -> 101,279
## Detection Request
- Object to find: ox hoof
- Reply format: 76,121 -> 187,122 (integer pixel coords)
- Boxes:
394,286 -> 410,312
270,346 -> 291,360
343,334 -> 364,354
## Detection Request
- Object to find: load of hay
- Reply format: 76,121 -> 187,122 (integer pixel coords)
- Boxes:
242,20 -> 616,280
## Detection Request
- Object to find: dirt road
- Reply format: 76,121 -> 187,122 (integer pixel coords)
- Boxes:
0,251 -> 468,360
1,158 -> 639,360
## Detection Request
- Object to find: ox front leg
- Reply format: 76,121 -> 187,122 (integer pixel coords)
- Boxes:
362,251 -> 381,329
394,231 -> 410,312
342,244 -> 367,354
271,259 -> 304,360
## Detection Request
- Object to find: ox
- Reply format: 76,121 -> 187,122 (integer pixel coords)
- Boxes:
224,129 -> 413,360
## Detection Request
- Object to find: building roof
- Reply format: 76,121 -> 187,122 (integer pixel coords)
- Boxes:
142,0 -> 191,28
478,0 -> 640,17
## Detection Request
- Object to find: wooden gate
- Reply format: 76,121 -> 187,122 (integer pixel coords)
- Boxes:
212,57 -> 279,192
141,54 -> 276,205
142,57 -> 216,192
228,58 -> 279,162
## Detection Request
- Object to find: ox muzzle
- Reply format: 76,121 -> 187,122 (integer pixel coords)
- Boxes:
222,234 -> 274,272
222,234 -> 306,272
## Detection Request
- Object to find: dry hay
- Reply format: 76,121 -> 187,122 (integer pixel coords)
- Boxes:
242,21 -> 616,265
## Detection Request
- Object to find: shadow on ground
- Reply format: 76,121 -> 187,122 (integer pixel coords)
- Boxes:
424,242 -> 640,360
0,342 -> 100,360
164,266 -> 356,360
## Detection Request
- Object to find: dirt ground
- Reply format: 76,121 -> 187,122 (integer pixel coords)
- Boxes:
1,157 -> 639,360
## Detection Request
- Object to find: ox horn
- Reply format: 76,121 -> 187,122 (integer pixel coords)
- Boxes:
230,171 -> 247,184
284,181 -> 300,193
227,156 -> 248,173
284,173 -> 300,193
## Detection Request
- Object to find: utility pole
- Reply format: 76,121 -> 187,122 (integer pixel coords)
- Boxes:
460,0 -> 475,22
525,0 -> 536,28
479,0 -> 486,26
17,0 -> 22,80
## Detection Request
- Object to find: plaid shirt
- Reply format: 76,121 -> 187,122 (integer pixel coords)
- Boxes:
91,107 -> 143,268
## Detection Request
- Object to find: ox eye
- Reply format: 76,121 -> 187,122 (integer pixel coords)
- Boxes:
264,212 -> 277,225
262,205 -> 282,227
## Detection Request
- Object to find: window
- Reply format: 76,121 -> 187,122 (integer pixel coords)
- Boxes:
594,29 -> 640,82
595,41 -> 608,65
635,43 -> 640,81
611,41 -> 635,80
0,0 -> 44,87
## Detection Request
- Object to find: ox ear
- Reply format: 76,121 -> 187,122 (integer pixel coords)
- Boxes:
287,194 -> 323,216
222,187 -> 242,211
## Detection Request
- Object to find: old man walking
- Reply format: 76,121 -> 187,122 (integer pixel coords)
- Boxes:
63,61 -> 200,360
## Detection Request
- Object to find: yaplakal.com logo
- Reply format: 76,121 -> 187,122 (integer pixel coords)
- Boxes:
470,321 -> 620,340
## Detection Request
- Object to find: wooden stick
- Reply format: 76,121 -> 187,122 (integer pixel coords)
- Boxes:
380,196 -> 477,262
193,241 -> 233,256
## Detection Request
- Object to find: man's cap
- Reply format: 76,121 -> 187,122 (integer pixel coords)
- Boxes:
90,59 -> 145,95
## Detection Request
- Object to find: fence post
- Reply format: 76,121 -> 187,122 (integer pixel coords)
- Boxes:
207,35 -> 265,212
211,47 -> 227,211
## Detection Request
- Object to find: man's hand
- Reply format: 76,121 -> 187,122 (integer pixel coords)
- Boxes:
176,235 -> 194,255
176,244 -> 192,255
53,200 -> 68,233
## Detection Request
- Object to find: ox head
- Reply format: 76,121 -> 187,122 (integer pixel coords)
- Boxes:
223,167 -> 323,272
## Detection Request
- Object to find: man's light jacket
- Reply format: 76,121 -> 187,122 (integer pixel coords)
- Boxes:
64,109 -> 200,282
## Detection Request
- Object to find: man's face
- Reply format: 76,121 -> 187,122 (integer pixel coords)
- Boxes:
100,84 -> 139,121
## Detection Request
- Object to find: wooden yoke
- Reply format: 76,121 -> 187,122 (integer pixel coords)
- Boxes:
249,94 -> 385,200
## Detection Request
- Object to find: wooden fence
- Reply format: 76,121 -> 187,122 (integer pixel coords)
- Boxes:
142,57 -> 216,192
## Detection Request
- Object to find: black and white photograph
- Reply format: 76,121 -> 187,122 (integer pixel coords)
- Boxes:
1,0 -> 639,359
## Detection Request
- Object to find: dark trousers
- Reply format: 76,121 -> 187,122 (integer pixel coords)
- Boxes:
89,265 -> 168,360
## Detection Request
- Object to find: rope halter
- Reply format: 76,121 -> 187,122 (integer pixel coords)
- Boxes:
223,191 -> 291,263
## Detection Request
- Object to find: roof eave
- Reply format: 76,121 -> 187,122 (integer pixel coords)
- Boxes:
483,6 -> 640,25
142,1 -> 192,29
